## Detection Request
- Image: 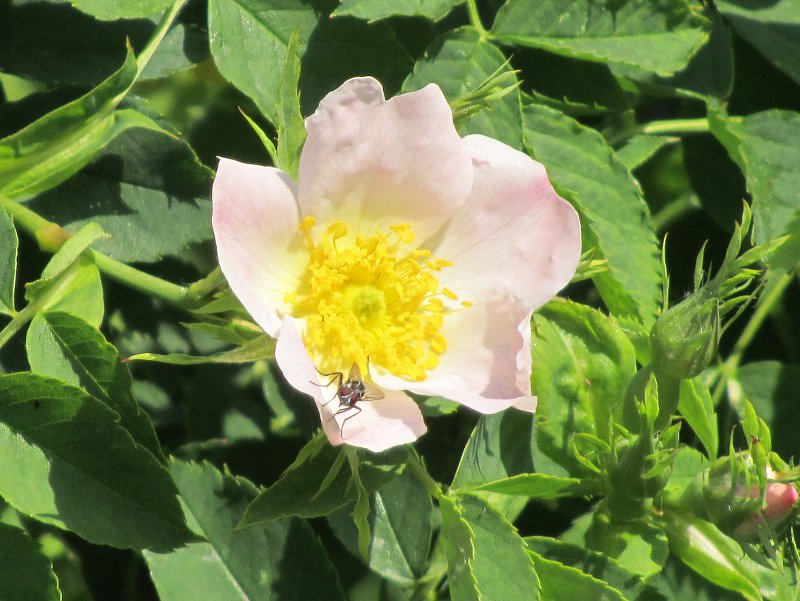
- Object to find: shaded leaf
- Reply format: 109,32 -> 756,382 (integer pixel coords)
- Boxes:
0,372 -> 193,551
128,335 -> 276,365
529,550 -> 627,601
145,459 -> 346,601
460,473 -> 595,500
678,378 -> 718,459
69,0 -> 173,20
0,522 -> 60,601
404,27 -> 523,150
28,126 -> 213,264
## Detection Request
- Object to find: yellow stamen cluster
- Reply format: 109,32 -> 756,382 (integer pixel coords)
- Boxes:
286,218 -> 455,381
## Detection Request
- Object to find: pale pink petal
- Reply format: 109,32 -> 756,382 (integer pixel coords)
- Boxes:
372,296 -> 536,414
297,77 -> 473,242
428,134 -> 581,310
275,317 -> 426,451
212,159 -> 306,337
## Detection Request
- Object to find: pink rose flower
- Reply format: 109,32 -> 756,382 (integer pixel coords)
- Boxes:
212,77 -> 581,452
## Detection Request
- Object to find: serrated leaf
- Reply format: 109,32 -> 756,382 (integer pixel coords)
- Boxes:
709,109 -> 800,277
70,0 -> 172,20
658,508 -> 762,601
0,207 -> 18,315
0,372 -> 193,551
404,27 -> 523,150
460,473 -> 594,499
529,550 -> 627,601
239,433 -> 405,526
144,459 -> 346,601
0,3 -> 206,85
276,29 -> 305,179
333,0 -> 459,21
451,410 -> 535,519
209,0 -> 411,123
615,135 -> 673,171
28,127 -> 213,264
529,300 -> 637,476
491,0 -> 709,76
717,0 -> 800,86
441,493 -> 540,601
0,48 -> 165,199
523,104 -> 662,328
0,522 -> 60,601
525,536 -> 650,601
127,335 -> 275,365
26,311 -> 163,460
326,468 -> 433,584
561,509 -> 669,578
678,378 -> 718,459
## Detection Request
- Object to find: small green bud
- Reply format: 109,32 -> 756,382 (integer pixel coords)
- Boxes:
650,290 -> 719,379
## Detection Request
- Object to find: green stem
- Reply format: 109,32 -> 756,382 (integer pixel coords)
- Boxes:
652,192 -> 701,232
135,0 -> 188,79
407,449 -> 443,500
712,271 -> 796,406
466,0 -> 488,37
0,196 -> 194,309
607,117 -> 710,146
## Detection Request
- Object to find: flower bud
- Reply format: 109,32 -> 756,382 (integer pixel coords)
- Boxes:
704,459 -> 798,540
650,290 -> 719,379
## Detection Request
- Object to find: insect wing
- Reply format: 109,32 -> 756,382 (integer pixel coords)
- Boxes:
362,382 -> 385,402
347,362 -> 362,384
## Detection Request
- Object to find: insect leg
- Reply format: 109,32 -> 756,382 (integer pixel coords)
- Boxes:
339,406 -> 362,437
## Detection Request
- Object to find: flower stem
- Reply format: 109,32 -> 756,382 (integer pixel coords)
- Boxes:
466,0 -> 488,38
0,196 -> 194,309
135,0 -> 188,79
406,448 -> 443,500
607,117 -> 711,146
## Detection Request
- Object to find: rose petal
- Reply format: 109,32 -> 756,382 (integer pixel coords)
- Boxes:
275,317 -> 426,451
212,158 -> 306,337
298,77 -> 473,242
429,134 -> 581,310
373,296 -> 536,414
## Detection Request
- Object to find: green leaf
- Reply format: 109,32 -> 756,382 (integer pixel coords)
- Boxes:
38,222 -> 108,283
127,335 -> 276,365
239,433 -> 405,526
528,550 -> 627,601
326,468 -> 433,584
677,378 -> 718,459
0,48 -> 164,199
451,410 -> 535,519
529,300 -> 637,476
28,126 -> 213,264
0,372 -> 193,551
440,493 -> 540,601
709,109 -> 800,276
615,135 -> 673,171
404,27 -> 523,150
491,0 -> 709,76
26,311 -> 163,461
144,459 -> 346,601
0,207 -> 18,315
716,0 -> 800,86
525,536 -> 651,601
523,104 -> 662,329
209,1 -> 411,123
332,0 -> 459,21
0,522 -> 60,601
461,473 -> 594,500
561,509 -> 669,579
69,0 -> 172,20
657,508 -> 762,601
0,3 -> 206,85
276,29 -> 305,179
